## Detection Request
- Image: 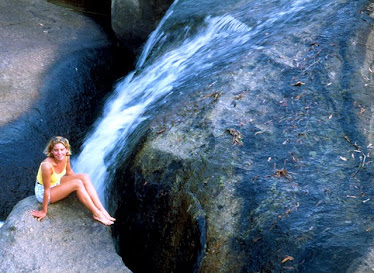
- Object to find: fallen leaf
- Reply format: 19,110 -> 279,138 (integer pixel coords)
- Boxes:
366,226 -> 374,232
346,195 -> 357,198
234,91 -> 247,100
252,237 -> 262,243
208,81 -> 217,87
280,98 -> 287,107
295,94 -> 302,100
293,81 -> 305,86
329,114 -> 333,119
339,156 -> 347,161
204,92 -> 221,101
274,168 -> 291,180
226,128 -> 243,146
156,127 -> 166,134
344,135 -> 351,143
282,256 -> 294,263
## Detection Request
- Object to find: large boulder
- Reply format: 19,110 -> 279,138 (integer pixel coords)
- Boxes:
111,0 -> 174,54
0,0 -> 112,127
108,0 -> 374,272
0,195 -> 131,273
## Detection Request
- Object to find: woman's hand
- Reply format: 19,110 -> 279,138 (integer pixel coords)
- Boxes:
30,210 -> 47,221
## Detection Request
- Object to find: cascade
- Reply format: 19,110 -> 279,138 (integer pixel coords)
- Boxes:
74,16 -> 252,204
74,0 -> 336,205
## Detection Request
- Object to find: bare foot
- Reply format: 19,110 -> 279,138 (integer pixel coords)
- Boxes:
93,213 -> 114,226
101,209 -> 116,222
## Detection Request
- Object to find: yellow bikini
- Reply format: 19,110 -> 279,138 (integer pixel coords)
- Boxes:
36,159 -> 67,186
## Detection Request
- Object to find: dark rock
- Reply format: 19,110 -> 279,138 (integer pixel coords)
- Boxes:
109,0 -> 374,272
111,0 -> 174,54
0,195 -> 131,273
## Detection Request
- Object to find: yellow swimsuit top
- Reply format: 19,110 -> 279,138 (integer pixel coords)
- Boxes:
36,159 -> 67,186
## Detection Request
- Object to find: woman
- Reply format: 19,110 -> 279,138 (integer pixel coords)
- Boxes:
30,136 -> 115,226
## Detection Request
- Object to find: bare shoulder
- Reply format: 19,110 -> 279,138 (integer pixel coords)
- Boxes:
41,159 -> 53,172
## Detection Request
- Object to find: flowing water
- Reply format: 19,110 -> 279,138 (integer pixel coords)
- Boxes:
74,1 -> 254,203
74,0 -> 364,205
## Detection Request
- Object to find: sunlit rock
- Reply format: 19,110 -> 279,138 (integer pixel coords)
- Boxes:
0,196 -> 131,273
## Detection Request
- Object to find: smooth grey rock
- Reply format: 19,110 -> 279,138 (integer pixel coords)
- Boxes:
0,195 -> 131,273
0,0 -> 111,126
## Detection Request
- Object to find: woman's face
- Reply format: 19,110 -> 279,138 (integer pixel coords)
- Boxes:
51,143 -> 67,161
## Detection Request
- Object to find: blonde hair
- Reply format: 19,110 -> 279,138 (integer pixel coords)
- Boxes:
44,136 -> 72,157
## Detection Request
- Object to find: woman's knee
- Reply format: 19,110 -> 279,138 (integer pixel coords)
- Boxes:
71,179 -> 85,191
79,173 -> 92,185
75,173 -> 89,181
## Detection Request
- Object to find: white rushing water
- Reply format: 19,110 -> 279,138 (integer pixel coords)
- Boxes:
74,0 -> 331,205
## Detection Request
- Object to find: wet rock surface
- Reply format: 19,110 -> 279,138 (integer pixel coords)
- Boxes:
0,195 -> 131,273
111,0 -> 174,54
109,0 -> 374,272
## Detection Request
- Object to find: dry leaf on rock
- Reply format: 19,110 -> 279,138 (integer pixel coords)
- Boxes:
281,256 -> 294,263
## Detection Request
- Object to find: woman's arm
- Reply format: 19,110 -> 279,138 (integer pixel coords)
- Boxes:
31,163 -> 52,221
65,156 -> 75,176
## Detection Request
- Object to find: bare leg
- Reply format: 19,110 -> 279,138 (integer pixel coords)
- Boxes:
71,174 -> 116,221
75,185 -> 114,225
51,179 -> 113,226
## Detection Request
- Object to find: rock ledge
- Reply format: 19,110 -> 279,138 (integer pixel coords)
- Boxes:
0,195 -> 131,273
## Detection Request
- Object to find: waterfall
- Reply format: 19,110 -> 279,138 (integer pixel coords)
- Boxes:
136,0 -> 180,69
73,0 -> 332,205
73,14 -> 252,204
